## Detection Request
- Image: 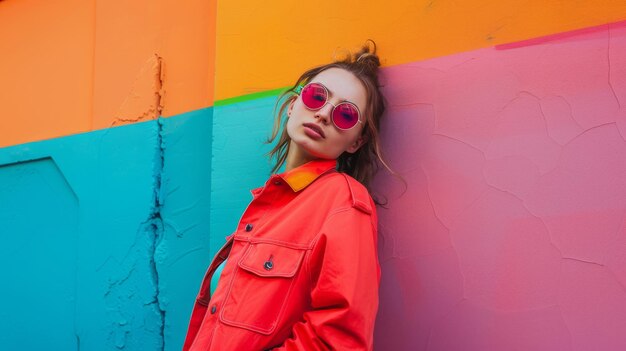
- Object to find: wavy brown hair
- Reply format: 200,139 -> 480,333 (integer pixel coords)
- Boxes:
266,40 -> 396,194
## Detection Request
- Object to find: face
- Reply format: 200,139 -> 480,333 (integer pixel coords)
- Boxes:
286,67 -> 368,165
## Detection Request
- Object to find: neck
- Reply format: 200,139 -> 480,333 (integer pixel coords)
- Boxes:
285,141 -> 316,172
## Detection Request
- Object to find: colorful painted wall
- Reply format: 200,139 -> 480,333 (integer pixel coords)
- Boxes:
1,0 -> 625,350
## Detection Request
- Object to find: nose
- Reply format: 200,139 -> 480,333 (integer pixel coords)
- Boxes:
314,101 -> 334,123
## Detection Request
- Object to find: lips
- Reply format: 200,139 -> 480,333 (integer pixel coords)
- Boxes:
303,123 -> 325,138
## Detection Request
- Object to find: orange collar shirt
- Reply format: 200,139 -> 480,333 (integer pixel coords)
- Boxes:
183,159 -> 381,351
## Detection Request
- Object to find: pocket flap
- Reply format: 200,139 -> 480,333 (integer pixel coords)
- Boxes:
238,242 -> 306,278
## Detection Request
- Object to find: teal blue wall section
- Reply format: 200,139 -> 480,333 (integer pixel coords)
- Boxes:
0,157 -> 79,349
159,109 -> 213,350
209,96 -> 278,255
0,108 -> 213,351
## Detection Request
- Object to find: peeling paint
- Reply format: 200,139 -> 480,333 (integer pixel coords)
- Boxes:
111,54 -> 165,127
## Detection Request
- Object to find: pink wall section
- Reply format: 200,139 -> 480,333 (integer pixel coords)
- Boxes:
373,21 -> 626,350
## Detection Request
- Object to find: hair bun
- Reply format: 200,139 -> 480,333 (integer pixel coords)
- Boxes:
353,40 -> 381,72
356,52 -> 375,62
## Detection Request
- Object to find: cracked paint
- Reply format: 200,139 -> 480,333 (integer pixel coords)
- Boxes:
149,116 -> 167,351
0,116 -> 174,349
101,211 -> 166,350
373,21 -> 626,350
95,49 -> 167,347
111,54 -> 165,127
108,116 -> 167,350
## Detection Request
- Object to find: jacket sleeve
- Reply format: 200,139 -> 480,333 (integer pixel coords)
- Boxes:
271,206 -> 381,351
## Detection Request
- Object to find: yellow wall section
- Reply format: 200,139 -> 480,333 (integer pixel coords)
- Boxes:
214,0 -> 626,101
0,0 -> 216,148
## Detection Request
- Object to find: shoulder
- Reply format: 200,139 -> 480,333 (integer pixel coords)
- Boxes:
314,171 -> 375,215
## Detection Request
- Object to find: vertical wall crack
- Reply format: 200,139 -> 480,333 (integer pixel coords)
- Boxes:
147,115 -> 166,351
156,54 -> 164,117
607,25 -> 621,109
146,53 -> 166,348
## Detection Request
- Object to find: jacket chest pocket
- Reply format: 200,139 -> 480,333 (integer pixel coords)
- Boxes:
220,242 -> 307,335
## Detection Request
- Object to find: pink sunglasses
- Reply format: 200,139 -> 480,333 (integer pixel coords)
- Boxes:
297,82 -> 363,130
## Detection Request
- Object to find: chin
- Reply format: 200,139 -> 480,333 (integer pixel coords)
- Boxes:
289,133 -> 340,160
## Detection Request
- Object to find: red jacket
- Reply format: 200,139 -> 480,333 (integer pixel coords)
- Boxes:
183,159 -> 380,350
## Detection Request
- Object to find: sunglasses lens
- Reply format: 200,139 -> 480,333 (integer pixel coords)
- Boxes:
301,83 -> 327,109
332,103 -> 360,130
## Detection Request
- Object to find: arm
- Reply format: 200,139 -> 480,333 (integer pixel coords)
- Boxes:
272,206 -> 381,351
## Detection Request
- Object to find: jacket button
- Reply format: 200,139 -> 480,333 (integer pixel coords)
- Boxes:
210,305 -> 217,314
264,260 -> 273,270
274,180 -> 282,185
245,223 -> 253,232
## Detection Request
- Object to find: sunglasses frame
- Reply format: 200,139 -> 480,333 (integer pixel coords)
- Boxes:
297,82 -> 363,131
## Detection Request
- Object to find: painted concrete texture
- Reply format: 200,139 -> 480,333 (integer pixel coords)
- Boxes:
1,4 -> 625,349
0,158 -> 79,348
373,22 -> 626,350
0,0 -> 216,148
0,109 -> 213,350
157,109 -> 214,351
209,96 -> 278,256
4,1 -> 625,149
214,0 -> 626,101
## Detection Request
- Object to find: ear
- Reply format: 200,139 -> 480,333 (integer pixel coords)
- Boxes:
287,97 -> 295,117
346,135 -> 367,154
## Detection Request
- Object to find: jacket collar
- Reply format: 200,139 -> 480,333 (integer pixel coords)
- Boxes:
279,159 -> 337,192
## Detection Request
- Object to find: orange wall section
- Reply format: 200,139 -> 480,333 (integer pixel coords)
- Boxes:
0,0 -> 95,148
214,0 -> 626,101
0,0 -> 216,148
3,0 -> 625,148
91,0 -> 217,130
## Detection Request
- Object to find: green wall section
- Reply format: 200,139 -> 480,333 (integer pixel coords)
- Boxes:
0,108 -> 213,350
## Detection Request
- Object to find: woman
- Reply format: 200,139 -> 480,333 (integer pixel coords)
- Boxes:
183,41 -> 391,351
